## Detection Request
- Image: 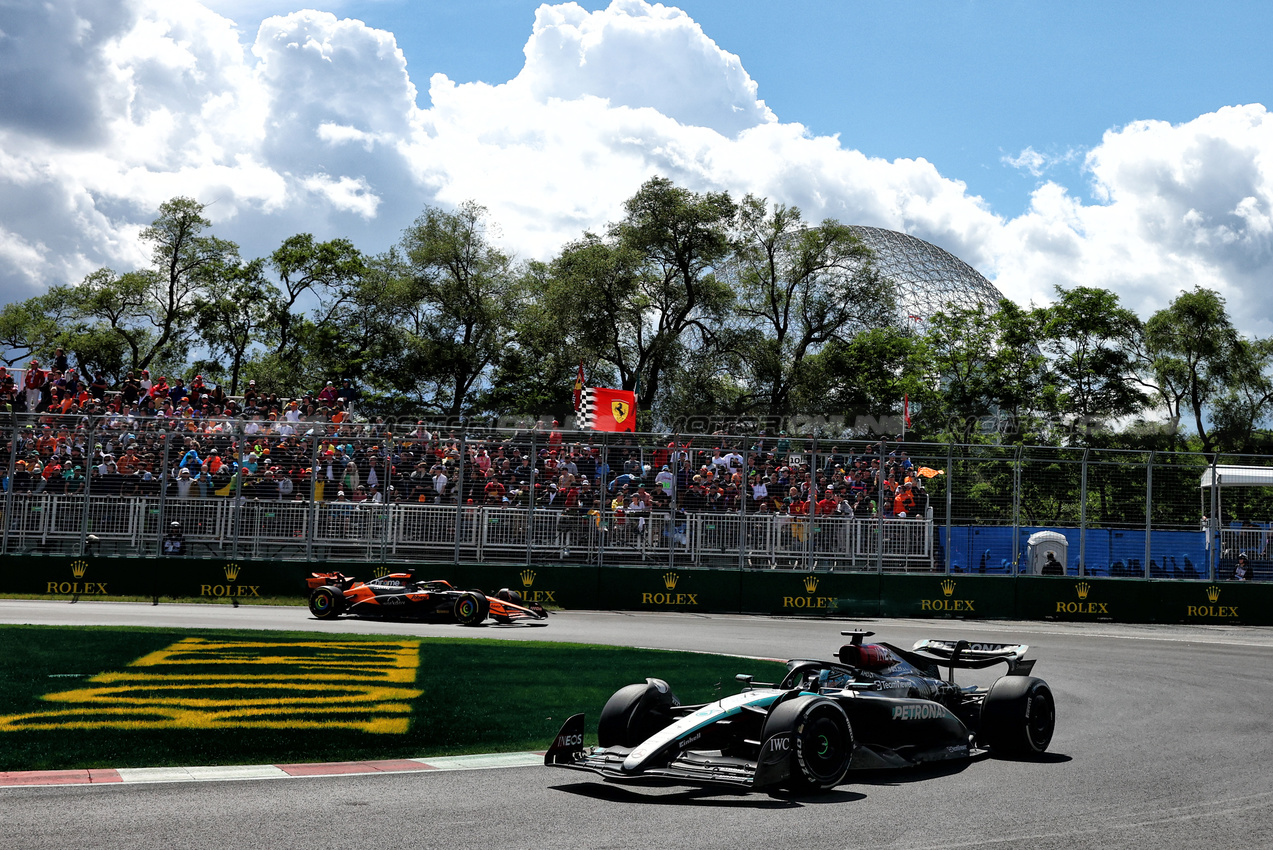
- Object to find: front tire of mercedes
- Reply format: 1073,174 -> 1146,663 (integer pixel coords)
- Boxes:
597,679 -> 679,748
761,695 -> 853,792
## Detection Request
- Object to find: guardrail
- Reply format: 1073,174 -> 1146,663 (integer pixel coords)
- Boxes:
1,494 -> 933,570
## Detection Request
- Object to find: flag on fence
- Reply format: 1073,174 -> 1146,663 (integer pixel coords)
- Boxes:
580,387 -> 637,432
903,394 -> 912,428
573,361 -> 585,413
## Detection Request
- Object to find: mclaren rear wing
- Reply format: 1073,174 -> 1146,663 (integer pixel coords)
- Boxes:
912,639 -> 1036,677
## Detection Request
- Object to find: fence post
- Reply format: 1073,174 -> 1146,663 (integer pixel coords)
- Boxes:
154,431 -> 172,557
738,441 -> 749,572
944,444 -> 953,575
1208,455 -> 1219,582
1144,450 -> 1154,579
453,429 -> 466,566
876,438 -> 886,574
805,434 -> 816,571
76,419 -> 97,556
1011,444 -> 1022,572
305,434 -> 319,563
231,421 -> 249,560
525,429 -> 537,567
2,415 -> 20,555
1078,447 -> 1089,577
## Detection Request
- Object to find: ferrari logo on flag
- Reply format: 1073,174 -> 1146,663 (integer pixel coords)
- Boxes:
580,387 -> 637,432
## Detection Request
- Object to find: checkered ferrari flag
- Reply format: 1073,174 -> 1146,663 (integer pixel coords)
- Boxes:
580,387 -> 637,432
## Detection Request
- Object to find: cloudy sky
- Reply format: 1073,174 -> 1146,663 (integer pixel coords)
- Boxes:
2,0 -> 1271,335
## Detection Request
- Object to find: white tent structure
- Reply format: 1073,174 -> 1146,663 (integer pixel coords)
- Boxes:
1198,466 -> 1273,488
1198,466 -> 1273,572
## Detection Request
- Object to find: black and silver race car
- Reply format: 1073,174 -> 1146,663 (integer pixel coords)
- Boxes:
545,631 -> 1055,793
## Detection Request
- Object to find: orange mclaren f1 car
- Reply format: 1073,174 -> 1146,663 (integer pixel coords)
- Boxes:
305,571 -> 548,625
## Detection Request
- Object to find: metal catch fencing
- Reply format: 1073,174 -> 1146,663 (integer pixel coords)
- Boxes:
4,413 -> 1272,579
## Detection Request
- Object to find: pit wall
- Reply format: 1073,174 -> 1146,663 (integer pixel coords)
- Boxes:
3,556 -> 1267,626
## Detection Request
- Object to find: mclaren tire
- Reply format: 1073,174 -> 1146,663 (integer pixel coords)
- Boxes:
308,587 -> 343,620
453,591 -> 487,626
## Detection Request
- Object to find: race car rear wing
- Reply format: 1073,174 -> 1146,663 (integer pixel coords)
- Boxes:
911,639 -> 1036,677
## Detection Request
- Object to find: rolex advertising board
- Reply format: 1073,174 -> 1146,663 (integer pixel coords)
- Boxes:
1015,576 -> 1155,622
1,555 -> 157,597
598,566 -> 739,612
878,574 -> 1015,620
738,570 -> 880,617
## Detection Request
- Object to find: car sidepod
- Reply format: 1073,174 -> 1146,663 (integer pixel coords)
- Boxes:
837,691 -> 973,769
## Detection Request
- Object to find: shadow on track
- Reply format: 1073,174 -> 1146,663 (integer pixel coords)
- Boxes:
550,782 -> 865,807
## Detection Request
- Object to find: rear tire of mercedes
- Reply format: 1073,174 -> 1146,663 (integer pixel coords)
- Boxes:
980,676 -> 1055,757
761,696 -> 853,792
453,591 -> 487,626
308,587 -> 342,620
597,680 -> 678,748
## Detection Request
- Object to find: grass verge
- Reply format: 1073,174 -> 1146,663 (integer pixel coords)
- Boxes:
0,625 -> 785,771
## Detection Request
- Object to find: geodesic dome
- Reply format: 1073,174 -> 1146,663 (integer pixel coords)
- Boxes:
846,225 -> 1006,324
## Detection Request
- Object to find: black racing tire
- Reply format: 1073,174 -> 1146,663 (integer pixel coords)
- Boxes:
308,587 -> 342,620
597,679 -> 678,748
453,591 -> 487,626
980,675 -> 1055,757
466,589 -> 491,621
761,695 -> 853,792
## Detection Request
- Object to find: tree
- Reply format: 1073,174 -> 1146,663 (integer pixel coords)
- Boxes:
546,177 -> 736,417
192,259 -> 278,395
266,234 -> 366,359
369,202 -> 518,416
1141,287 -> 1241,453
918,300 -> 1051,443
726,195 -> 894,416
46,197 -> 240,375
605,177 -> 737,409
1209,337 -> 1273,453
799,325 -> 927,434
1035,286 -> 1146,442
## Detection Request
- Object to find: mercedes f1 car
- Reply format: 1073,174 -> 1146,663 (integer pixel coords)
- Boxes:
306,571 -> 547,625
545,631 -> 1054,793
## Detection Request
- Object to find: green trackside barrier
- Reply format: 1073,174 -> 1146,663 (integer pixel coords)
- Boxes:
1016,576 -> 1166,624
3,554 -> 159,598
595,565 -> 740,613
1154,579 -> 1273,626
416,563 -> 599,610
171,558 -> 305,600
878,574 -> 1016,620
7,555 -> 1273,626
738,570 -> 881,617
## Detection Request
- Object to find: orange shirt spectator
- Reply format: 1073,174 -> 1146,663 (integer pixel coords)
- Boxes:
893,484 -> 917,517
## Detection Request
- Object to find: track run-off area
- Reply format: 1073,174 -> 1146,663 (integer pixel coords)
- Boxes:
3,600 -> 1273,850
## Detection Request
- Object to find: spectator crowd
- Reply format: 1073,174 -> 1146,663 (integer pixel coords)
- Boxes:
2,352 -> 938,535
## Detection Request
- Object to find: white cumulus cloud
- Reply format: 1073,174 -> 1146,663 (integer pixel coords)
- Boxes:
0,0 -> 1270,342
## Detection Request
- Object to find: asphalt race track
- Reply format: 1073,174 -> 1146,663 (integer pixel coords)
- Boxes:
4,600 -> 1273,849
